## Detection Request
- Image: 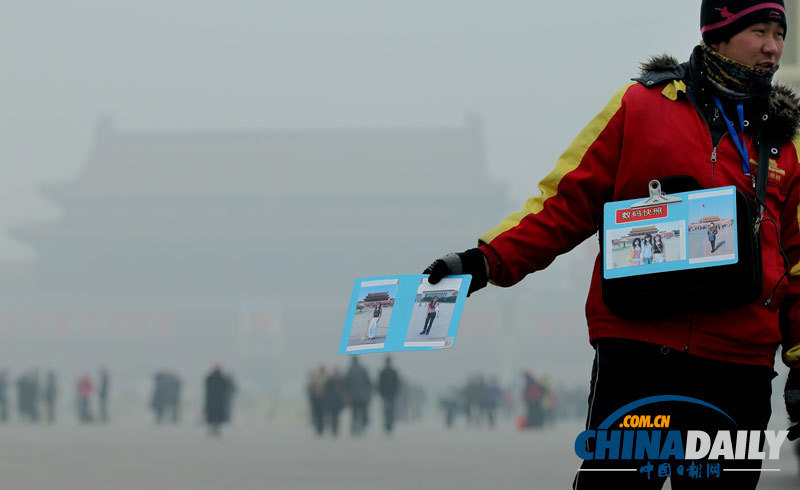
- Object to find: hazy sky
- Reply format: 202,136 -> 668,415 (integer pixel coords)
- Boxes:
1,1 -> 700,260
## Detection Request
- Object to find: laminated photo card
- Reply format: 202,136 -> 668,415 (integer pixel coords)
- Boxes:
602,186 -> 738,279
340,274 -> 471,354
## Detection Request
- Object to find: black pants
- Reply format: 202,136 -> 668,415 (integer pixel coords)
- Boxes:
573,339 -> 775,490
423,313 -> 436,334
326,408 -> 341,436
382,397 -> 396,432
351,401 -> 368,435
310,399 -> 324,435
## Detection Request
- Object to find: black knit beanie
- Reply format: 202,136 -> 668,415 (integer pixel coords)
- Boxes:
701,0 -> 787,44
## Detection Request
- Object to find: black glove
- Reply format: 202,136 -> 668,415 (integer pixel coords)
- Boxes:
423,248 -> 488,296
786,368 -> 800,441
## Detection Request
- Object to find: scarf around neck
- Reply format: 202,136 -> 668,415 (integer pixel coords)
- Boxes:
700,42 -> 776,100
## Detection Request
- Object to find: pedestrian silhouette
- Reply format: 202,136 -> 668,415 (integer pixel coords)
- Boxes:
44,370 -> 57,424
98,366 -> 110,423
204,362 -> 234,437
345,356 -> 372,436
378,357 -> 400,433
77,374 -> 94,423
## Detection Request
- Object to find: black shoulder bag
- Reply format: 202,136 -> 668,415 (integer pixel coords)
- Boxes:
599,141 -> 770,318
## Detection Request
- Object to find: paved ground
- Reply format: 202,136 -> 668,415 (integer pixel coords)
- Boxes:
0,418 -> 796,490
347,307 -> 394,347
689,227 -> 735,259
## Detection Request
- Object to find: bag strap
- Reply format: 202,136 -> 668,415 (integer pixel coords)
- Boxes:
754,127 -> 772,231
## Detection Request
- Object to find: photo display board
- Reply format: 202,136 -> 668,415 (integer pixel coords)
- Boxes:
602,186 -> 738,279
339,274 -> 471,354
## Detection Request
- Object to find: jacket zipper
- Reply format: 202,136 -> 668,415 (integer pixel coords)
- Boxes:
686,95 -> 726,350
709,132 -> 729,187
688,98 -> 725,187
710,146 -> 717,186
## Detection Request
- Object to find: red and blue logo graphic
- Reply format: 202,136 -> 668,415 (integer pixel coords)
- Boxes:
574,395 -> 790,480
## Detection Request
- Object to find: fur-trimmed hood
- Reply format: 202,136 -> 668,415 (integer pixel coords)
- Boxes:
639,54 -> 683,75
637,54 -> 800,144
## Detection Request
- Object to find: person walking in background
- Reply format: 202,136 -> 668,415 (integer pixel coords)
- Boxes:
222,371 -> 236,426
151,371 -> 168,424
522,371 -> 544,429
204,362 -> 233,437
77,373 -> 94,423
307,365 -> 326,435
345,356 -> 372,436
17,371 -> 40,422
165,371 -> 182,423
378,356 -> 400,434
475,376 -> 489,425
15,373 -> 26,421
439,387 -> 462,429
323,366 -> 345,436
98,366 -> 110,424
152,370 -> 182,424
484,377 -> 502,428
541,376 -> 557,426
28,370 -> 40,422
44,370 -> 57,424
154,370 -> 182,424
465,376 -> 483,425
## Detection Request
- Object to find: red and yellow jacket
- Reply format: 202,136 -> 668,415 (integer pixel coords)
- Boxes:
478,54 -> 800,369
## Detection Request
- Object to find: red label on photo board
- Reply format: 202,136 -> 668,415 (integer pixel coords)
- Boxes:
615,205 -> 668,224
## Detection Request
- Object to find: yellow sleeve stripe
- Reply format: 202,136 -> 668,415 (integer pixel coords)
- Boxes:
479,82 -> 635,245
790,138 -> 800,277
785,343 -> 800,365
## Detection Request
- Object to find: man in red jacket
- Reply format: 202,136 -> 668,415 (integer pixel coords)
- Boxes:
427,1 -> 800,488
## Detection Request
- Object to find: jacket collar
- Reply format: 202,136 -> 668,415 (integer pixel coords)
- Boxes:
634,49 -> 800,145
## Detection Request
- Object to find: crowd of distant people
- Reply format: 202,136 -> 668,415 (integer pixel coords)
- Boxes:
305,361 -> 590,435
437,371 -> 587,430
1,361 -> 590,442
151,370 -> 182,424
0,367 -> 110,425
439,375 -> 509,428
76,366 -> 111,423
149,363 -> 236,437
0,362 -> 235,435
0,369 -> 58,424
306,356 -> 423,437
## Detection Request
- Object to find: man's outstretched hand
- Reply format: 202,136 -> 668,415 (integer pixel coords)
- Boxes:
424,248 -> 488,296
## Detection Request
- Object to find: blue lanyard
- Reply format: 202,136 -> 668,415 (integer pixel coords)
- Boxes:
712,95 -> 750,175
